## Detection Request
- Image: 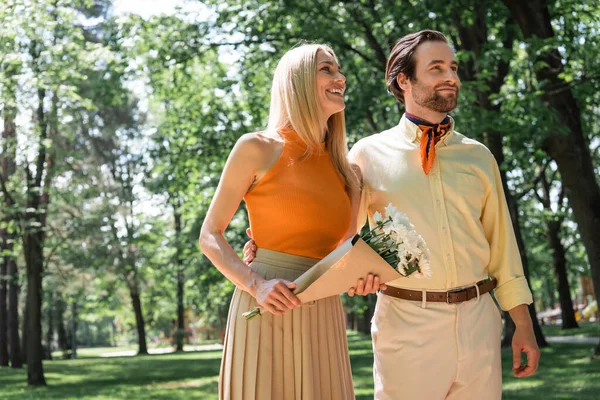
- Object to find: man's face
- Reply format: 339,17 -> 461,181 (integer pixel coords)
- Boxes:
402,41 -> 460,113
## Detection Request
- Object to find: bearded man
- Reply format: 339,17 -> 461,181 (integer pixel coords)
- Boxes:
348,30 -> 540,399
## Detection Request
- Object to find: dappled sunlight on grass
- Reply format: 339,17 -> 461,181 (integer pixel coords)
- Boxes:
1,334 -> 599,399
502,343 -> 600,400
541,322 -> 600,338
0,350 -> 222,399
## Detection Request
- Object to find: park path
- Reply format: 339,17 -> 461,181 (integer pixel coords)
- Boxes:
98,336 -> 600,357
100,343 -> 224,357
545,336 -> 599,345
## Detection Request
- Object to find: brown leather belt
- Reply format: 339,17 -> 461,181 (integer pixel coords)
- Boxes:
381,278 -> 497,304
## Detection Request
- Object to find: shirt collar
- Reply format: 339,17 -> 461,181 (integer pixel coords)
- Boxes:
398,113 -> 455,145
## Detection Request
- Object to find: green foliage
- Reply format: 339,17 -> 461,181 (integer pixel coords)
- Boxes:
2,0 -> 600,360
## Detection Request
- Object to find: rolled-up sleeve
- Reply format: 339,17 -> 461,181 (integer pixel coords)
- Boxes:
481,155 -> 533,311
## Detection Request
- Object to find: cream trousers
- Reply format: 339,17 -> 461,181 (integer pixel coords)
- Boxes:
372,291 -> 503,399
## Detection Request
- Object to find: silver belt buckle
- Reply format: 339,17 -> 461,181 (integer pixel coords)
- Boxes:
446,287 -> 465,304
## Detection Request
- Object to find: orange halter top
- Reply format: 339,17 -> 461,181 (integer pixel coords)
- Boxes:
243,130 -> 351,259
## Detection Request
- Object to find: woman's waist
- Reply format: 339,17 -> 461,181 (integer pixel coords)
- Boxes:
252,248 -> 319,270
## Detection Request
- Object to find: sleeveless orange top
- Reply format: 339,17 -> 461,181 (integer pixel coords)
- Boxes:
244,130 -> 351,259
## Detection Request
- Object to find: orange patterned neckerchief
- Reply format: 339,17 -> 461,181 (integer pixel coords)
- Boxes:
405,113 -> 451,175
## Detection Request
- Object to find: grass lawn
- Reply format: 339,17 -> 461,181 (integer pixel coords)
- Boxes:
1,331 -> 599,399
541,321 -> 600,338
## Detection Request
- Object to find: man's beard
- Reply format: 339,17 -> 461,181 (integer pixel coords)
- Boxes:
412,81 -> 458,113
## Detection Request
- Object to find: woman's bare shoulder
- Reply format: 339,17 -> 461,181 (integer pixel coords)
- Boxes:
231,132 -> 284,179
236,131 -> 284,155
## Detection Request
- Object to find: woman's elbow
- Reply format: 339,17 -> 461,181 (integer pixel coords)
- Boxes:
198,225 -> 211,253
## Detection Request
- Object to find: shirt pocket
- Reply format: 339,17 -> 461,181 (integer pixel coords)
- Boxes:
455,172 -> 484,217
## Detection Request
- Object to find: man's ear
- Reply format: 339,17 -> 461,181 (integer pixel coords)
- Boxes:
397,73 -> 409,91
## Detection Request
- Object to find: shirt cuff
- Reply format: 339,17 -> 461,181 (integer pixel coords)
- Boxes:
494,276 -> 533,311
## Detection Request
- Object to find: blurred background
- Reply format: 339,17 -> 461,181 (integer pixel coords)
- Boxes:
0,0 -> 599,398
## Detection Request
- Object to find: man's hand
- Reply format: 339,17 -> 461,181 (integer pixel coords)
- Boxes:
512,324 -> 540,378
347,273 -> 387,296
509,304 -> 541,378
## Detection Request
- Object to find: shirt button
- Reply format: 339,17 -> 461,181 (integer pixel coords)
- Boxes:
447,254 -> 451,260
432,173 -> 437,179
436,200 -> 441,205
450,281 -> 455,287
442,227 -> 447,233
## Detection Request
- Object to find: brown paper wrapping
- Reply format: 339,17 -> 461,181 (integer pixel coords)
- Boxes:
294,236 -> 401,303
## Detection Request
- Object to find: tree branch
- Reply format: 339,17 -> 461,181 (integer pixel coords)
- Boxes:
514,159 -> 548,200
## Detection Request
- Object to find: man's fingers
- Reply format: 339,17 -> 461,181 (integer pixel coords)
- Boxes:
372,276 -> 380,293
365,274 -> 374,292
355,279 -> 365,295
347,287 -> 355,297
514,365 -> 536,378
530,349 -> 541,372
246,228 -> 253,239
513,349 -> 538,378
512,346 -> 522,371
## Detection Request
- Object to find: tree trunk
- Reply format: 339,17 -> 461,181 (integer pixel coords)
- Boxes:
24,229 -> 46,385
7,256 -> 21,368
362,299 -> 375,334
0,233 -> 8,367
55,297 -> 68,357
500,168 -> 547,348
129,288 -> 148,355
21,79 -> 50,385
1,82 -> 21,368
547,219 -> 578,329
545,276 -> 556,310
71,300 -> 77,359
176,270 -> 184,351
21,301 -> 28,365
501,311 -> 516,347
455,12 -> 547,347
503,0 -> 600,356
174,204 -> 184,352
45,291 -> 54,360
1,66 -> 18,368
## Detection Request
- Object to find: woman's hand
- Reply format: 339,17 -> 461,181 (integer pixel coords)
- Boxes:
254,279 -> 301,315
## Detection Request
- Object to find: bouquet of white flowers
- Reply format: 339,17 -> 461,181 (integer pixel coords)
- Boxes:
243,203 -> 430,320
368,203 -> 432,279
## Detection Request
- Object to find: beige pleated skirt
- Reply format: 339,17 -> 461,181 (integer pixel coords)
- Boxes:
219,248 -> 355,400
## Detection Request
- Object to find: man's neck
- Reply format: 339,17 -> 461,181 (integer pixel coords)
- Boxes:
404,104 -> 447,124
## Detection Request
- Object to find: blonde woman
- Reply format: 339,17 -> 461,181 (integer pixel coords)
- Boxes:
200,44 -> 368,399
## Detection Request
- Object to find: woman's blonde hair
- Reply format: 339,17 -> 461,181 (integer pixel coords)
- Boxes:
266,44 -> 359,190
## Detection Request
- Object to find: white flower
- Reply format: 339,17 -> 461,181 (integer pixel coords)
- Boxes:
363,203 -> 432,280
396,243 -> 407,258
391,224 -> 408,242
418,258 -> 432,279
404,231 -> 421,254
384,203 -> 398,219
396,260 -> 409,276
373,211 -> 383,224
